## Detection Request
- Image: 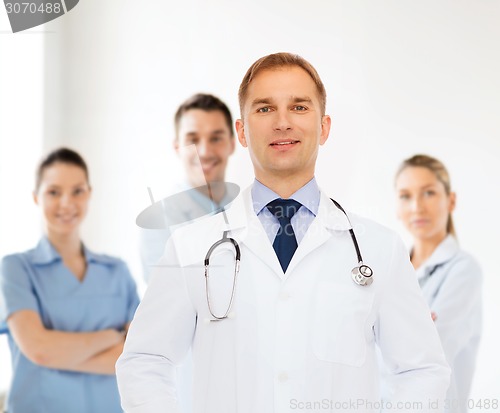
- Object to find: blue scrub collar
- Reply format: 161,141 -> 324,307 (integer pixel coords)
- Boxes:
30,236 -> 116,266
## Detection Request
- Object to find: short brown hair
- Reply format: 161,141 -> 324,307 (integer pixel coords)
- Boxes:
238,52 -> 327,116
174,93 -> 233,140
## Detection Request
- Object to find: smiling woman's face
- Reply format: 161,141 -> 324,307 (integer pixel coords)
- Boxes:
395,166 -> 455,242
34,162 -> 91,238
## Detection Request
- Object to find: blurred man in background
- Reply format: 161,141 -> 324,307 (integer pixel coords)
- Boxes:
139,93 -> 236,281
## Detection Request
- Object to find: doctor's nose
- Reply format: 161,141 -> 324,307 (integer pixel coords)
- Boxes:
273,110 -> 293,132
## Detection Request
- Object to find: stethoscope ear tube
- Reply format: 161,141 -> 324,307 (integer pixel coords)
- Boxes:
204,231 -> 241,321
204,231 -> 241,266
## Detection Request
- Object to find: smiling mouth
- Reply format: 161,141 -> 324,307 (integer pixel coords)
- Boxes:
411,219 -> 429,226
200,161 -> 219,171
56,214 -> 78,223
270,140 -> 299,146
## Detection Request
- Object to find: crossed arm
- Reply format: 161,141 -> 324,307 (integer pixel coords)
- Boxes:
8,310 -> 129,375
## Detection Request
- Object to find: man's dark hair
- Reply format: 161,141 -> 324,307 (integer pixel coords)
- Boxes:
174,93 -> 234,140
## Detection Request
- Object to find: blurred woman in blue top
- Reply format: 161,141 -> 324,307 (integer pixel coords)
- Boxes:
0,148 -> 140,413
395,154 -> 482,413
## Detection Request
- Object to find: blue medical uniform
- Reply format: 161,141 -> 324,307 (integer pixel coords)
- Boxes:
0,237 -> 140,413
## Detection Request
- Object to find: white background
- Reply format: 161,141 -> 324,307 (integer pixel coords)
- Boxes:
1,0 -> 499,403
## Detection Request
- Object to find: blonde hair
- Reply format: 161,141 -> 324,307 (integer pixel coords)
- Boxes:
238,52 -> 327,117
396,154 -> 456,237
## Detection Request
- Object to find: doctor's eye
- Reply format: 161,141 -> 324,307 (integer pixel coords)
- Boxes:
73,187 -> 86,196
398,193 -> 411,200
47,189 -> 60,197
257,107 -> 272,113
423,190 -> 436,197
293,105 -> 308,111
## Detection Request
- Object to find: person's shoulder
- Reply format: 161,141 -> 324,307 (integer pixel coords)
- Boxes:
0,250 -> 37,286
169,188 -> 249,267
322,195 -> 400,244
86,251 -> 137,287
1,249 -> 34,269
447,245 -> 482,280
84,247 -> 129,271
349,211 -> 399,239
346,212 -> 408,265
320,190 -> 397,237
169,212 -> 230,267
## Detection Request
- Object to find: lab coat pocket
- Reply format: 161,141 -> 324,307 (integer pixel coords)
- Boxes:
312,283 -> 374,366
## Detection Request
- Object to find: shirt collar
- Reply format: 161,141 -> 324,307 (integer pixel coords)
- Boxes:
30,236 -> 61,265
30,236 -> 115,266
188,185 -> 234,212
251,177 -> 320,216
83,246 -> 116,265
415,234 -> 459,278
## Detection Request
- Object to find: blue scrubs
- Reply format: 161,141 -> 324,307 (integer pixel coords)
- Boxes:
0,237 -> 140,413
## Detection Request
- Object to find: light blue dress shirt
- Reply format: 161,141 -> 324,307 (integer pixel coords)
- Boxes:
251,177 -> 320,244
0,237 -> 140,413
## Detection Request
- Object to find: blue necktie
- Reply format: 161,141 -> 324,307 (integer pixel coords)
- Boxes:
267,198 -> 302,272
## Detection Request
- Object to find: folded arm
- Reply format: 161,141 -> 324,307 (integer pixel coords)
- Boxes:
8,310 -> 124,372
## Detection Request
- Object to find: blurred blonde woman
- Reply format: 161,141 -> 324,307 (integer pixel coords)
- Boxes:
395,154 -> 482,413
0,148 -> 139,413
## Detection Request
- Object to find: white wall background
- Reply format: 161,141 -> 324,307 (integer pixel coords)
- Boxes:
1,0 -> 499,402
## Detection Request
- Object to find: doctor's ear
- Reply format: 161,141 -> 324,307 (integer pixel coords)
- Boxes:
32,191 -> 39,205
448,191 -> 456,212
319,115 -> 332,146
236,119 -> 247,148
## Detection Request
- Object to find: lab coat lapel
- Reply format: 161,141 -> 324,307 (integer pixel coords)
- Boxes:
172,187 -> 281,274
212,187 -> 353,279
285,191 -> 351,276
229,188 -> 285,278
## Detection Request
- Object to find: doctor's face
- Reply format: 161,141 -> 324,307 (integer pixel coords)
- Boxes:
34,162 -> 91,238
175,109 -> 235,187
396,166 -> 455,242
236,67 -> 331,184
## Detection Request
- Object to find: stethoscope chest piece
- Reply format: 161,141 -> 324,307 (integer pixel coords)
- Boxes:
351,264 -> 374,287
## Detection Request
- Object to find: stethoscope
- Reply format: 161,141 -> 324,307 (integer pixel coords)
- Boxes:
204,198 -> 374,321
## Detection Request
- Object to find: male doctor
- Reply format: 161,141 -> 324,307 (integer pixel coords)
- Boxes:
117,53 -> 450,413
139,93 -> 236,282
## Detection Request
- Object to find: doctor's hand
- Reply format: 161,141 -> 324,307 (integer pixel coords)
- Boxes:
431,312 -> 438,322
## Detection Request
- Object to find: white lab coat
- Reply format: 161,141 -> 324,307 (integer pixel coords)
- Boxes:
117,187 -> 450,413
415,235 -> 482,413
